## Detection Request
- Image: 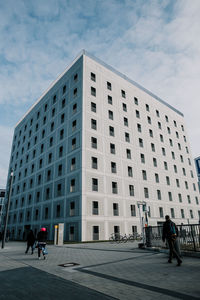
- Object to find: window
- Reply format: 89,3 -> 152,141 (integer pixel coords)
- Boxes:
91,87 -> 96,96
181,125 -> 184,131
146,104 -> 149,112
111,162 -> 117,173
169,139 -> 173,146
126,149 -> 131,159
109,126 -> 115,136
155,173 -> 159,183
57,184 -> 62,196
63,85 -> 66,94
58,164 -> 63,176
43,116 -> 47,125
49,137 -> 53,147
53,95 -> 57,104
149,129 -> 153,137
156,110 -> 160,117
128,166 -> 133,177
121,90 -> 126,98
71,157 -> 76,171
176,131 -> 179,138
73,103 -> 77,114
136,110 -> 140,118
42,130 -> 45,139
137,123 -> 142,132
70,179 -> 75,193
151,143 -> 155,152
125,132 -> 130,142
48,152 -> 52,163
158,121 -> 162,129
185,181 -> 188,189
193,183 -> 196,191
61,113 -> 65,124
153,158 -> 157,167
39,159 -> 43,169
93,226 -> 99,241
157,190 -> 161,200
165,115 -> 169,122
91,72 -> 96,82
124,117 -> 128,127
147,116 -> 151,124
91,157 -> 98,169
187,195 -> 191,204
171,151 -> 175,159
168,192 -> 173,201
176,179 -> 180,188
112,182 -> 118,194
139,138 -> 143,147
190,209 -> 194,219
91,102 -> 96,112
70,202 -> 75,216
62,98 -> 66,108
56,205 -> 61,217
167,127 -> 171,134
60,129 -> 64,140
108,95 -> 112,105
45,207 -> 49,219
92,178 -> 98,191
140,153 -> 145,163
47,170 -> 51,181
73,87 -> 77,97
93,201 -> 99,215
108,110 -> 113,120
113,203 -> 119,216
74,73 -> 78,81
122,103 -> 127,112
159,207 -> 164,218
162,147 -> 166,156
59,146 -> 63,158
72,120 -> 77,132
110,143 -> 115,154
142,170 -> 147,180
107,81 -> 112,90
182,168 -> 186,176
51,122 -> 54,132
52,108 -> 56,117
174,164 -> 177,173
166,176 -> 170,185
144,187 -> 149,198
134,97 -> 138,105
91,137 -> 97,149
91,119 -> 97,130
178,193 -> 182,203
72,138 -> 76,150
46,188 -> 50,200
171,208 -> 175,218
130,205 -> 136,216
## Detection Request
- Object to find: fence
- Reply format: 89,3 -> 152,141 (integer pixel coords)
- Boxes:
145,224 -> 200,252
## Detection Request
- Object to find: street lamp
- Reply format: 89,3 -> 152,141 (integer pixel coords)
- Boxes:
1,170 -> 14,249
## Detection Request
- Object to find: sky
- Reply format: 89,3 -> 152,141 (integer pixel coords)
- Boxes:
0,0 -> 200,188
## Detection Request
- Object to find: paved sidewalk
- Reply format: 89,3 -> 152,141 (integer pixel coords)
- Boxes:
0,241 -> 200,300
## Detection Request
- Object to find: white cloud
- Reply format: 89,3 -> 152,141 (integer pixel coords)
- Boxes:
0,0 -> 200,187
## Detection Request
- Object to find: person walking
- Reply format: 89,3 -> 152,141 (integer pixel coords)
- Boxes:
162,215 -> 182,266
37,227 -> 47,260
25,230 -> 35,254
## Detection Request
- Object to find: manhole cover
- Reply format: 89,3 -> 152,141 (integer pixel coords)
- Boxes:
58,262 -> 80,267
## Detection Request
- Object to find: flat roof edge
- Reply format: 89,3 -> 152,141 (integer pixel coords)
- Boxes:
83,50 -> 184,117
15,50 -> 85,128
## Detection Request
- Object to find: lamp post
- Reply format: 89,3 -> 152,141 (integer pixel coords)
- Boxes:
2,170 -> 14,249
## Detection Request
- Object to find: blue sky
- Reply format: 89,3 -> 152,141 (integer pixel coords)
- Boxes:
0,0 -> 200,187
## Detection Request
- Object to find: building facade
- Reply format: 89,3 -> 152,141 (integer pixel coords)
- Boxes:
6,50 -> 200,241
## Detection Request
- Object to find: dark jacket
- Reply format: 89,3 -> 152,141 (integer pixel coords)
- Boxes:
37,231 -> 47,243
162,220 -> 178,241
27,230 -> 35,246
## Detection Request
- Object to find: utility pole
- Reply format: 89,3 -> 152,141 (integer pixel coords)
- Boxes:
2,170 -> 14,249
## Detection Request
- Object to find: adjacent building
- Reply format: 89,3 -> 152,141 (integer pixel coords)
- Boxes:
194,156 -> 200,192
5,50 -> 200,241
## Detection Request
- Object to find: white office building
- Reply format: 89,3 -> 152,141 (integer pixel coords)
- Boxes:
6,50 -> 200,241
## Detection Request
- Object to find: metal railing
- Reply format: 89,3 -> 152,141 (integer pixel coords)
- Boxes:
145,224 -> 200,252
